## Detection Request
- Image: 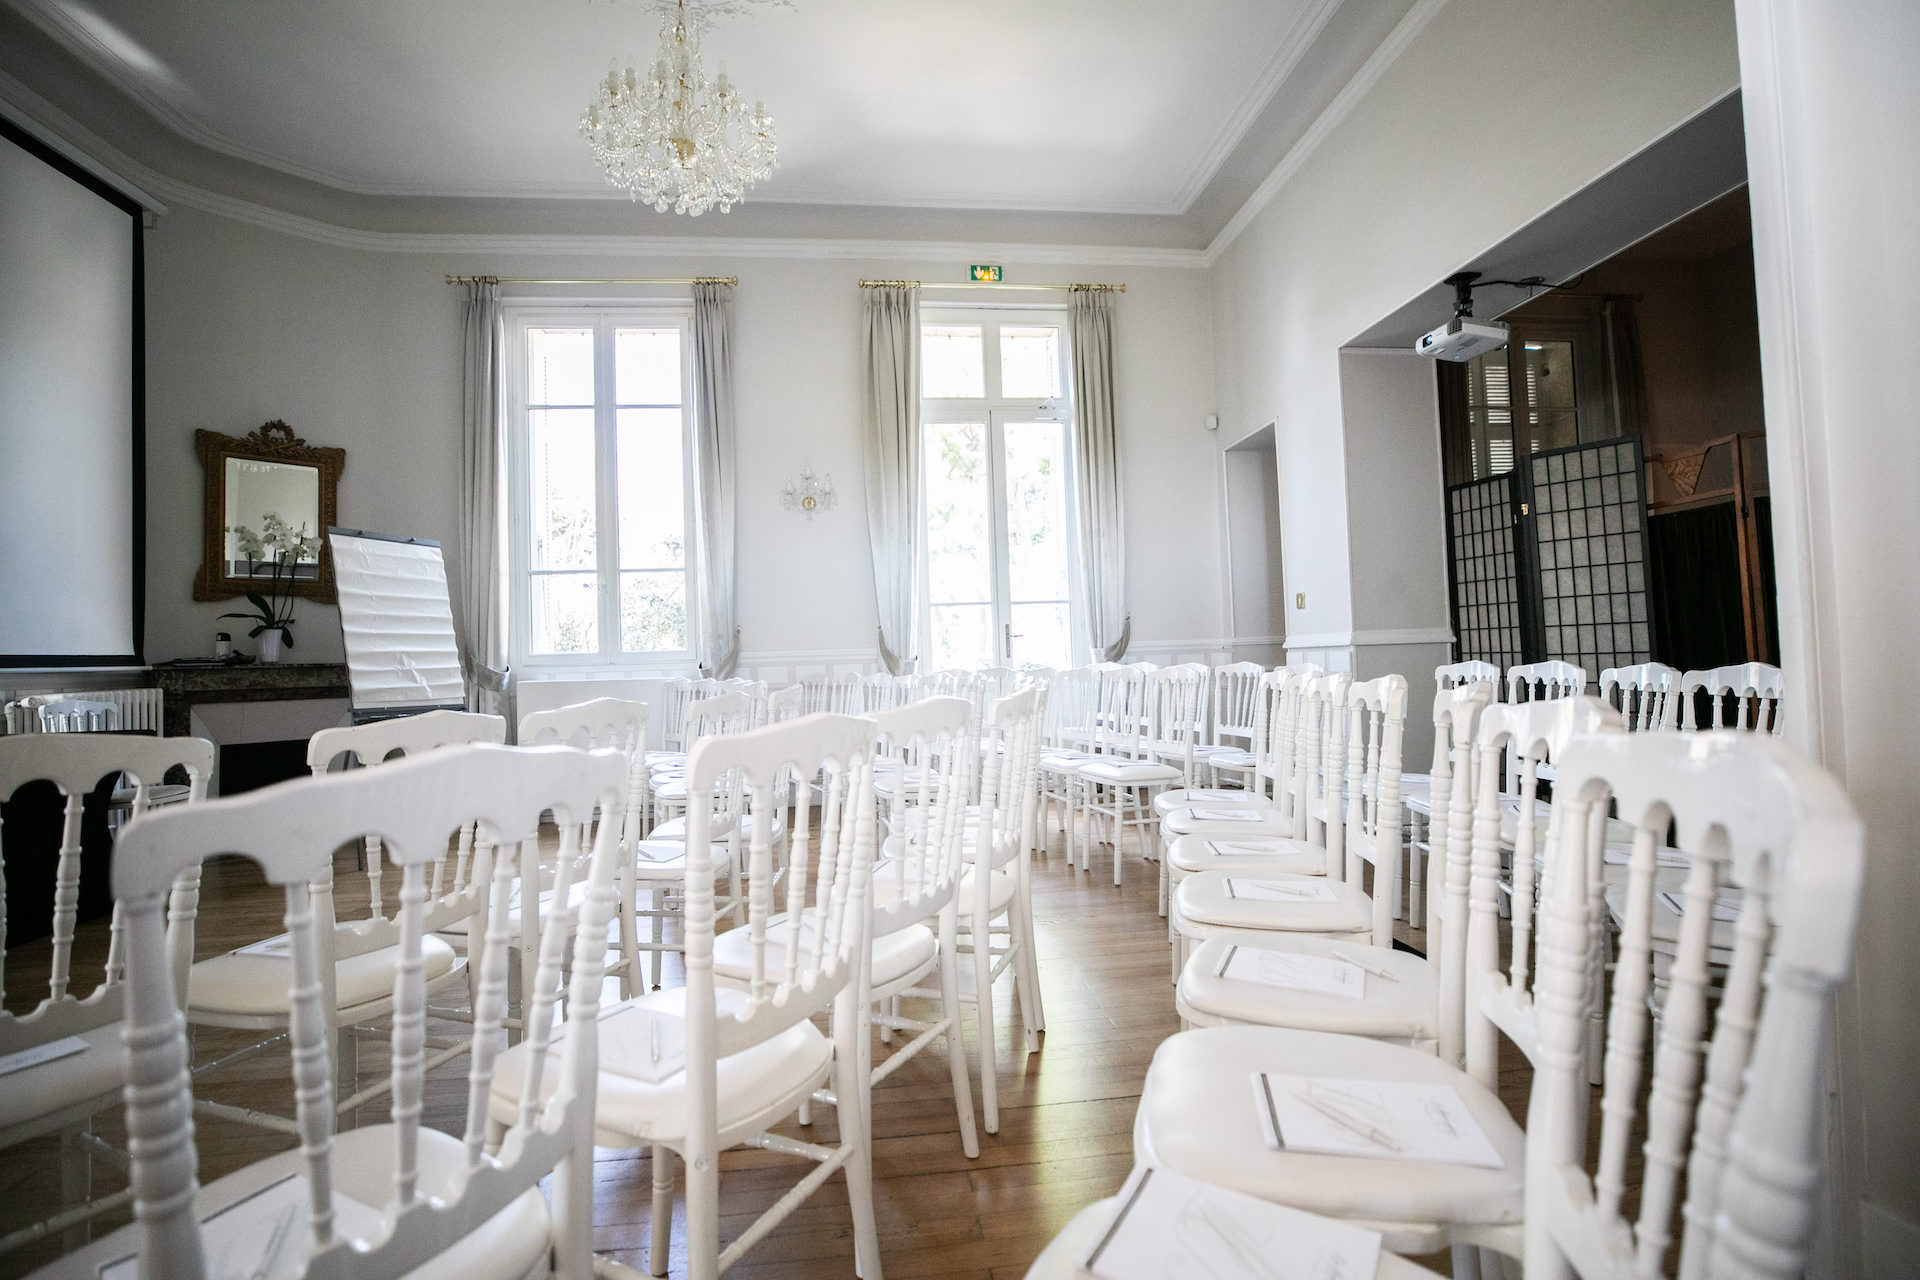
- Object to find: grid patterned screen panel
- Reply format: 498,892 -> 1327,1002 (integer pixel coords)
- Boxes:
1530,437 -> 1651,675
1447,473 -> 1523,670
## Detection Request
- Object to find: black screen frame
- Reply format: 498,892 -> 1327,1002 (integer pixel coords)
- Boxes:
0,115 -> 146,670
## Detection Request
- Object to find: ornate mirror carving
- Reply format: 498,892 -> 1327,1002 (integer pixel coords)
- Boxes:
193,421 -> 345,603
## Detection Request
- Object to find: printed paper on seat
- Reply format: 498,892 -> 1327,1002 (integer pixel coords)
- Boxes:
1081,1164 -> 1383,1280
100,1171 -> 386,1280
1225,877 -> 1337,903
1216,945 -> 1363,999
0,1035 -> 88,1078
1252,1073 -> 1504,1168
1188,807 -> 1268,822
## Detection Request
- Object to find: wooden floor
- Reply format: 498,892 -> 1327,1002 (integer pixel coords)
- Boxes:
1,825 -> 1502,1280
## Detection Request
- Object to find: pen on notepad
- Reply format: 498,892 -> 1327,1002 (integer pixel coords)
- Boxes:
1293,1088 -> 1404,1152
1328,948 -> 1399,982
250,1203 -> 297,1280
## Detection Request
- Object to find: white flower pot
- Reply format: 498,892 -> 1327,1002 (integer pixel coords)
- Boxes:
258,630 -> 283,663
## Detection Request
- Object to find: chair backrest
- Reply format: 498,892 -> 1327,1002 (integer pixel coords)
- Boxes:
1209,662 -> 1265,749
804,672 -> 863,717
866,697 -> 972,936
975,686 -> 1044,879
34,697 -> 123,733
1435,659 -> 1501,690
307,710 -> 508,923
1045,667 -> 1099,749
656,676 -> 695,751
1290,671 -> 1351,857
1599,660 -> 1681,731
1089,663 -> 1151,758
1418,681 -> 1495,947
861,671 -> 910,713
1336,674 -> 1407,947
682,713 -> 878,1059
1147,664 -> 1209,781
1524,730 -> 1861,1280
975,666 -> 1016,704
684,689 -> 752,745
1459,696 -> 1622,1084
0,735 -> 215,1055
765,683 -> 806,726
1505,659 -> 1587,703
111,743 -> 627,1280
1677,661 -> 1785,734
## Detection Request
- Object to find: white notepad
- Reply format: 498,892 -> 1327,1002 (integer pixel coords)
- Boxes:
1188,807 -> 1269,823
1603,846 -> 1689,869
1252,1073 -> 1505,1168
1226,878 -> 1337,904
98,1172 -> 386,1280
1081,1164 -> 1382,1280
1184,789 -> 1260,802
1216,945 -> 1364,999
235,933 -> 293,958
1659,889 -> 1742,922
0,1035 -> 89,1078
591,1003 -> 689,1083
1207,840 -> 1294,858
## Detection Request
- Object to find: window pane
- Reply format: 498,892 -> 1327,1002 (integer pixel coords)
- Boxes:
616,328 -> 681,406
1002,420 -> 1072,601
621,570 -> 687,652
529,408 -> 597,571
930,604 -> 994,671
1010,601 -> 1071,669
1531,409 -> 1579,453
999,326 -> 1061,399
925,422 -> 993,604
1523,341 -> 1576,409
528,328 -> 594,406
923,325 -> 985,399
531,572 -> 597,654
618,408 -> 685,569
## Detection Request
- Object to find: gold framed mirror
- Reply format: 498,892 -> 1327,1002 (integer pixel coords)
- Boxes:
193,421 -> 346,603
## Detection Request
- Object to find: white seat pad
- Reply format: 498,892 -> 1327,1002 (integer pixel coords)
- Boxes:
1162,807 -> 1297,839
630,838 -> 736,881
1167,834 -> 1327,878
0,1020 -> 123,1139
1021,1194 -> 1442,1280
491,985 -> 831,1148
870,864 -> 1016,920
440,876 -> 595,937
644,750 -> 684,767
52,1125 -> 549,1280
1177,936 -> 1440,1039
1076,759 -> 1181,784
1174,871 -> 1372,936
1153,787 -> 1261,817
645,813 -> 780,843
1136,1027 -> 1525,1230
190,933 -> 459,1016
713,914 -> 936,990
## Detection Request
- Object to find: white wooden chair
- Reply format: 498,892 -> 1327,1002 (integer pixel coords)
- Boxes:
1524,728 -> 1862,1279
1196,660 -> 1263,786
1678,661 -> 1785,734
186,710 -> 505,1132
644,676 -> 695,768
1399,660 -> 1504,919
1599,660 -> 1681,731
1135,696 -> 1622,1264
1173,683 -> 1494,1046
1504,659 -> 1586,703
1074,665 -> 1200,887
647,690 -> 752,833
32,700 -> 122,734
1035,666 -> 1100,853
858,696 -> 979,1157
40,741 -> 627,1280
0,735 -> 214,1258
1436,659 -> 1501,689
492,712 -> 885,1280
1167,675 -> 1404,979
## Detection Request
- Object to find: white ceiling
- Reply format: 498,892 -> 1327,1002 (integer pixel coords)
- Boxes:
11,0 -> 1344,215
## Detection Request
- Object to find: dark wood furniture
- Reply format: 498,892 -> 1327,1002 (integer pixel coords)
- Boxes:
149,662 -> 350,739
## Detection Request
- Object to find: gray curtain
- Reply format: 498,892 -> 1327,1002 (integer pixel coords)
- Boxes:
861,285 -> 920,674
457,280 -> 509,712
1068,288 -> 1129,661
1601,296 -> 1649,439
690,281 -> 740,677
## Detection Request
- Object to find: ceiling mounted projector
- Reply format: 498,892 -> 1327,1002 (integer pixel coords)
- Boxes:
1414,270 -> 1510,362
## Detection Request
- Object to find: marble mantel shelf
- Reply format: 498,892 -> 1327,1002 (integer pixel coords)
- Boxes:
149,662 -> 349,739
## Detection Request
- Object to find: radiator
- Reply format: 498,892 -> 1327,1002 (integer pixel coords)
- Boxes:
3,687 -> 165,734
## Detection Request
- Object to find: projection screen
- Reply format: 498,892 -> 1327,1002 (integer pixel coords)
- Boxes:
0,118 -> 144,666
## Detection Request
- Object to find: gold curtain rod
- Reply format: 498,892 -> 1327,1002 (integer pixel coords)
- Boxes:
444,274 -> 738,286
859,279 -> 1125,293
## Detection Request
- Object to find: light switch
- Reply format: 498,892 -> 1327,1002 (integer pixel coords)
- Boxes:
1295,592 -> 1306,609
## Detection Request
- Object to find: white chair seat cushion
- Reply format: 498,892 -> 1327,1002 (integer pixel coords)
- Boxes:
189,933 -> 459,1016
1135,1027 -> 1525,1232
52,1125 -> 549,1280
630,838 -> 736,881
1604,883 -> 1740,953
713,914 -> 936,990
1161,807 -> 1296,839
1174,871 -> 1372,936
1039,752 -> 1095,774
1166,834 -> 1326,878
1206,749 -> 1257,767
0,1020 -> 123,1140
871,864 -> 1016,920
1176,936 -> 1440,1039
1021,1194 -> 1442,1280
1152,787 -> 1261,817
440,877 -> 596,937
1076,759 -> 1181,784
644,750 -> 684,767
491,985 -> 831,1148
650,777 -> 689,801
645,813 -> 779,843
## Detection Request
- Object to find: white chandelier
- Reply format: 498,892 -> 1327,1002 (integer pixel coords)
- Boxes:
580,0 -> 778,215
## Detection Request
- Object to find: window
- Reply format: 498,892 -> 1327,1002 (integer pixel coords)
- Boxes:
507,307 -> 693,666
920,308 -> 1080,670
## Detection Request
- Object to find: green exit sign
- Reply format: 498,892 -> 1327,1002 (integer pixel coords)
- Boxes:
970,265 -> 1003,282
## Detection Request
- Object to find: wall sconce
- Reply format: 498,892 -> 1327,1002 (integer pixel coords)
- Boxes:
781,465 -> 837,517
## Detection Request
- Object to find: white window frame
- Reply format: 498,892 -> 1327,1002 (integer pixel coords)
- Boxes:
917,303 -> 1085,669
504,301 -> 697,673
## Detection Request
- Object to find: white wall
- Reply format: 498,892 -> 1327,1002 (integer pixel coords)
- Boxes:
1208,0 -> 1741,676
140,206 -> 1225,681
1223,435 -> 1287,662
